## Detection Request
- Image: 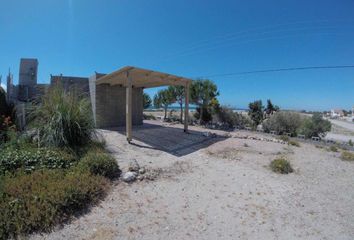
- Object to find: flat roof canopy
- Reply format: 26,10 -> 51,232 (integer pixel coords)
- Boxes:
96,66 -> 192,88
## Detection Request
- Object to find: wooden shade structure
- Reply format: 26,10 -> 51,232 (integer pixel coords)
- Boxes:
96,66 -> 192,142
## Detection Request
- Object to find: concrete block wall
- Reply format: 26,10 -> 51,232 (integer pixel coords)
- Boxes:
93,83 -> 143,128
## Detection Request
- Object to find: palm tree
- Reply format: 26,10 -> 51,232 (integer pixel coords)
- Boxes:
168,85 -> 185,122
153,89 -> 175,119
190,79 -> 219,124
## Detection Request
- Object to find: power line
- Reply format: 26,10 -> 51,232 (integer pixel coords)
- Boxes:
196,65 -> 354,78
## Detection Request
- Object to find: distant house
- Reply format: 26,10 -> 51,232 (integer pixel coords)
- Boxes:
330,109 -> 344,119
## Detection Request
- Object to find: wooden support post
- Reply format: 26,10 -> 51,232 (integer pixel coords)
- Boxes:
184,82 -> 190,132
126,72 -> 133,142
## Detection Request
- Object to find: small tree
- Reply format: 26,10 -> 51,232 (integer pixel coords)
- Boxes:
299,113 -> 331,138
153,89 -> 175,119
143,92 -> 152,109
215,106 -> 251,129
248,100 -> 264,127
262,111 -> 303,136
168,85 -> 185,122
265,99 -> 279,115
190,79 -> 219,124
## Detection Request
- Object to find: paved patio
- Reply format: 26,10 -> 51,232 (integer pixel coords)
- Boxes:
101,120 -> 227,157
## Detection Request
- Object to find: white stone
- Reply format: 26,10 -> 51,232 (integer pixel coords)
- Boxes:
122,171 -> 137,182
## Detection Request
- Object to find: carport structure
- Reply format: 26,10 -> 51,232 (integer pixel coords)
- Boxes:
96,66 -> 192,142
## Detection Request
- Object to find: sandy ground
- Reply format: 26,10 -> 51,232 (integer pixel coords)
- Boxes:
326,119 -> 354,142
329,119 -> 354,132
31,120 -> 354,240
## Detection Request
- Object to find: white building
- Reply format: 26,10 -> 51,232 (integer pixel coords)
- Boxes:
330,109 -> 344,119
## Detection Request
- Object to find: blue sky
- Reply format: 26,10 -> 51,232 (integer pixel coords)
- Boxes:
0,0 -> 353,110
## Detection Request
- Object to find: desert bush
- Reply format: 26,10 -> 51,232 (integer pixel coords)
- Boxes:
328,146 -> 338,152
30,85 -> 95,148
299,113 -> 331,138
0,169 -> 108,239
143,113 -> 156,120
77,151 -> 120,179
0,147 -> 76,175
289,140 -> 300,147
279,135 -> 290,142
340,151 -> 354,161
214,106 -> 251,129
262,111 -> 303,136
270,158 -> 293,174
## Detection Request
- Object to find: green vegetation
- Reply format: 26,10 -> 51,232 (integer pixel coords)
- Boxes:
289,140 -> 300,147
0,147 -> 76,175
143,113 -> 156,120
279,135 -> 290,142
168,85 -> 185,122
328,146 -> 338,152
0,168 -> 109,239
270,158 -> 293,174
278,135 -> 300,147
77,151 -> 120,179
0,145 -> 118,239
143,92 -> 152,109
299,113 -> 331,138
0,86 -> 16,144
263,112 -> 303,136
349,140 -> 353,147
340,151 -> 354,161
190,79 -> 219,124
153,89 -> 175,119
31,85 -> 95,148
0,85 -> 120,239
248,100 -> 264,128
265,99 -> 279,115
214,106 -> 251,129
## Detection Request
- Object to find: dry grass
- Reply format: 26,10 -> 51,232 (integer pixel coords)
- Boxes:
340,151 -> 354,161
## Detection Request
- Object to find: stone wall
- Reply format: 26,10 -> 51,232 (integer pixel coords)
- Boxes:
50,75 -> 90,97
94,83 -> 143,128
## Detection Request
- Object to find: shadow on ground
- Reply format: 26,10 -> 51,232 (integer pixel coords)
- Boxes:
103,122 -> 228,157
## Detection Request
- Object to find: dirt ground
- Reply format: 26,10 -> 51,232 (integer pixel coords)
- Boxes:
31,120 -> 354,240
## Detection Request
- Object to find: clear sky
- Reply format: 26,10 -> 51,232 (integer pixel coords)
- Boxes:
1,0 -> 353,110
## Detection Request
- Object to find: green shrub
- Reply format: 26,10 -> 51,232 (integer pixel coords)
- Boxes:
299,113 -> 331,138
214,106 -> 251,129
262,111 -> 303,136
0,147 -> 76,174
270,158 -> 293,174
289,140 -> 300,147
30,85 -> 95,148
341,151 -> 354,161
279,135 -> 290,142
0,169 -> 109,239
77,151 -> 120,179
328,146 -> 338,152
143,113 -> 156,120
349,140 -> 353,147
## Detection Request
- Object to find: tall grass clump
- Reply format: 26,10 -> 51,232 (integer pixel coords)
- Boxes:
31,85 -> 94,148
270,158 -> 293,174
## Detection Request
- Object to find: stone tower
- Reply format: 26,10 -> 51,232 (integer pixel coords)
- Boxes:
18,58 -> 38,101
19,58 -> 38,86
